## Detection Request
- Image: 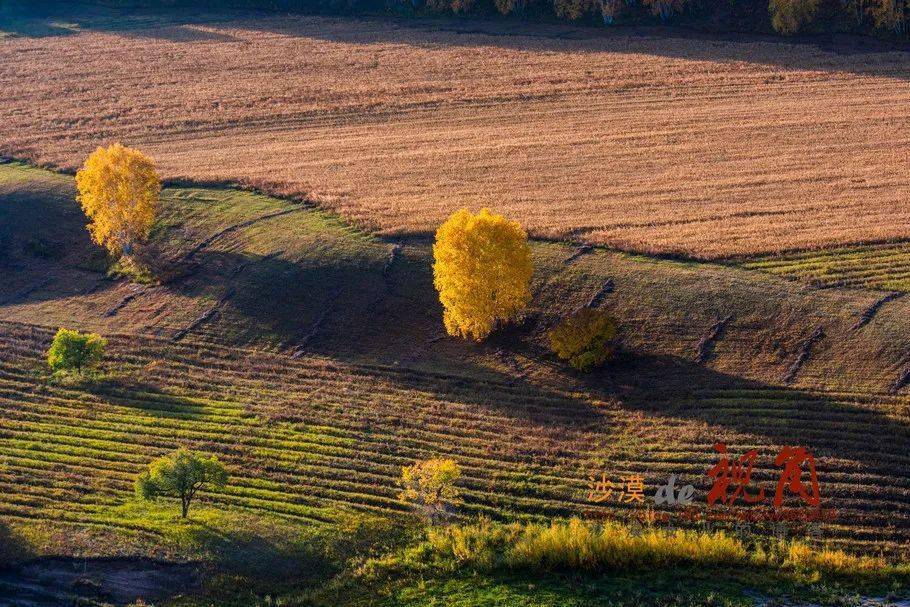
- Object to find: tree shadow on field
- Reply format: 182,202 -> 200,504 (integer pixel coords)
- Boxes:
9,3 -> 908,80
0,2 -> 241,42
579,351 -> 910,540
0,173 -> 115,308
0,521 -> 33,569
493,312 -> 910,479
355,276 -> 910,531
173,514 -> 408,596
249,16 -> 910,82
181,520 -> 327,584
177,238 -> 910,509
174,245 -> 448,360
81,375 -> 225,420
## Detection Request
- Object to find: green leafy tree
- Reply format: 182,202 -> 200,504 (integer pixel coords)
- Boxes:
135,448 -> 228,518
399,458 -> 461,523
547,308 -> 618,372
46,328 -> 107,373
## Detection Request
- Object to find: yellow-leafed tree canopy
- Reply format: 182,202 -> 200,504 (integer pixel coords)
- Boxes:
433,208 -> 533,341
399,457 -> 461,523
75,143 -> 161,257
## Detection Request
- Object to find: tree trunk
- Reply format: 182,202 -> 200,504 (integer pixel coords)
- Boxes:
181,498 -> 189,518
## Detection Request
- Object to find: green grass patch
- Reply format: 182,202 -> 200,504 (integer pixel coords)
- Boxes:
739,243 -> 910,291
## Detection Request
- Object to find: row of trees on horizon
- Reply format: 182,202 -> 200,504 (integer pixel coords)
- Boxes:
21,0 -> 907,37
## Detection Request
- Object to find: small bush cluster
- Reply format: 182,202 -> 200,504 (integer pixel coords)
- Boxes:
547,308 -> 618,372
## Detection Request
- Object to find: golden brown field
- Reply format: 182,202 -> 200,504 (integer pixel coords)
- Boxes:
1,14 -> 909,258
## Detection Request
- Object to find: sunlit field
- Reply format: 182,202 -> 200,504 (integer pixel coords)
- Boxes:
1,13 -> 909,258
2,4 -> 910,605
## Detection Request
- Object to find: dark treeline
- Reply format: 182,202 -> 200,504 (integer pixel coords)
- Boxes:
8,0 -> 909,38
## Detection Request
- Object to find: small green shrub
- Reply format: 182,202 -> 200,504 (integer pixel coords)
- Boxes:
547,308 -> 618,372
107,254 -> 158,285
46,328 -> 107,373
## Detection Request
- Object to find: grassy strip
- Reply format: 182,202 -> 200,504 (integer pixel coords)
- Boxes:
326,518 -> 910,605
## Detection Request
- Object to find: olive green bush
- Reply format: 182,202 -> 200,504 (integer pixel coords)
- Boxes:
547,308 -> 618,372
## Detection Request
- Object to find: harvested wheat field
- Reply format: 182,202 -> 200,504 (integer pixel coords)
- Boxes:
1,12 -> 909,258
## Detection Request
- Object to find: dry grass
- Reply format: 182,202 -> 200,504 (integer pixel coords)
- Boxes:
1,13 -> 909,257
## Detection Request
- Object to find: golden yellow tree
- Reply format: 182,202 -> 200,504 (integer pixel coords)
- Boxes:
433,208 -> 533,341
769,0 -> 820,34
75,143 -> 161,257
399,458 -> 461,523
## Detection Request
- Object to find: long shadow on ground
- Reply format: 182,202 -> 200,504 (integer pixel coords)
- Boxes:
4,3 -> 908,78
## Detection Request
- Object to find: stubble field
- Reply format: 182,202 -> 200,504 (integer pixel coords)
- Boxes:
1,12 -> 909,258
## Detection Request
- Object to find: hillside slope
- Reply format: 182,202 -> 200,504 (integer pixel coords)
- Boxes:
1,162 -> 910,562
4,162 -> 910,391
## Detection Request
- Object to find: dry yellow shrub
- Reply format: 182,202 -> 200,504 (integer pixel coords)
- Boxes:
433,208 -> 533,341
400,457 -> 461,523
75,143 -> 161,257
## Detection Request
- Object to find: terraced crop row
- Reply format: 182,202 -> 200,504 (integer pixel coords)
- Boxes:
0,321 -> 908,557
739,242 -> 910,291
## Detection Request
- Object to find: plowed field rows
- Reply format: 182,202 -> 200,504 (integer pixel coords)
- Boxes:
1,322 -> 908,556
1,13 -> 909,257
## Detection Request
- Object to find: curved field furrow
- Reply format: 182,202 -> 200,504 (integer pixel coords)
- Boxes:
740,242 -> 910,291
